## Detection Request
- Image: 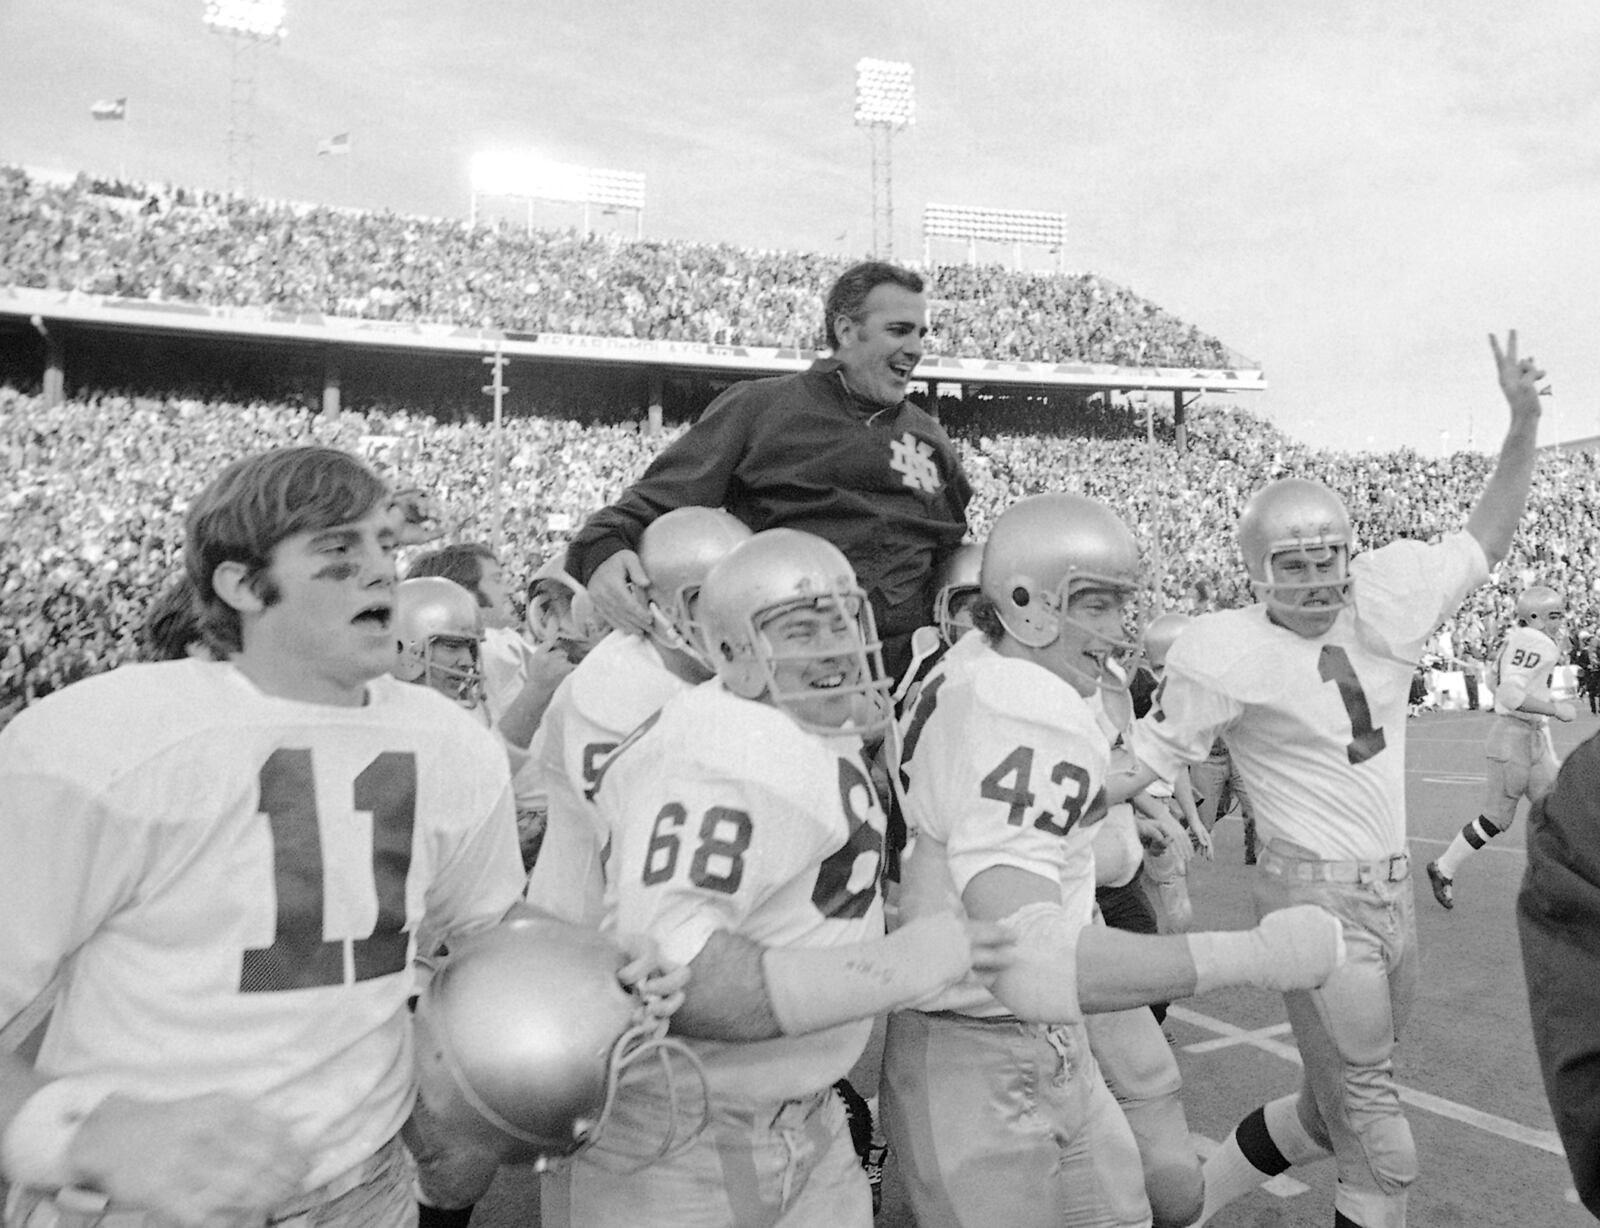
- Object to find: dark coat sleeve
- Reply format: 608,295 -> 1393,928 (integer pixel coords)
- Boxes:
1517,729 -> 1600,1218
565,386 -> 754,584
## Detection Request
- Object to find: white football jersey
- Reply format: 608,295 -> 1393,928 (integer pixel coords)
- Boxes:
892,637 -> 1107,1018
523,631 -> 694,925
0,661 -> 525,1190
592,681 -> 887,1101
1131,532 -> 1488,860
480,625 -> 534,724
1492,624 -> 1560,724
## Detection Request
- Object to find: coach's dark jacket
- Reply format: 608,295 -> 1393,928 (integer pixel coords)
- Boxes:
566,359 -> 971,646
1518,729 -> 1600,1217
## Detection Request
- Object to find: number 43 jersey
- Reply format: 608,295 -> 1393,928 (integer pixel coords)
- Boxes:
0,660 -> 526,1190
593,680 -> 887,1102
891,635 -> 1107,1019
1131,532 -> 1489,862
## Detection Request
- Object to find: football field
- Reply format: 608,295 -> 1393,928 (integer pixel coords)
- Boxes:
477,709 -> 1600,1228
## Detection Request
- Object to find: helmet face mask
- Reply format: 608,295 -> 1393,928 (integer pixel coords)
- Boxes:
934,542 -> 984,646
699,530 -> 891,738
525,556 -> 610,664
419,634 -> 484,706
980,493 -> 1143,695
1237,478 -> 1355,631
394,577 -> 485,707
1045,585 -> 1140,696
413,915 -> 708,1171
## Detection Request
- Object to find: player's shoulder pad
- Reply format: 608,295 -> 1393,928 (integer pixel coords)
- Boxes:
655,682 -> 842,803
967,653 -> 1097,736
1523,627 -> 1560,658
569,632 -> 684,729
0,661 -> 239,776
1163,607 -> 1293,703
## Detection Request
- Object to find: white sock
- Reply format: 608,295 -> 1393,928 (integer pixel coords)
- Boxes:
1436,817 -> 1498,879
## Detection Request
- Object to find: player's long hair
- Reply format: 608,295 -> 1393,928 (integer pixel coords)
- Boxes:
407,542 -> 498,608
186,446 -> 389,655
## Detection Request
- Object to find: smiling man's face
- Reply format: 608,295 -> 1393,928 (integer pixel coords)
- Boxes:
832,283 -> 929,407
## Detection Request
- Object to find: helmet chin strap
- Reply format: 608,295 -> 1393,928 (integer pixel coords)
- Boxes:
647,602 -> 712,672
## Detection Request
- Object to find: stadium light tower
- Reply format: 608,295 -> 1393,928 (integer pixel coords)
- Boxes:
203,0 -> 286,198
854,58 -> 914,261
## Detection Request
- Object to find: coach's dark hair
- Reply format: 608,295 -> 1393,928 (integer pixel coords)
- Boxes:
823,261 -> 925,351
407,542 -> 499,608
185,446 -> 390,656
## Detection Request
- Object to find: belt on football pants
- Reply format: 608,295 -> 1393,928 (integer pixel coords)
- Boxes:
1258,847 -> 1411,884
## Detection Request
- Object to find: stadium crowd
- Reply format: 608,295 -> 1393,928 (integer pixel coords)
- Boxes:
4,382 -> 1597,717
0,166 -> 1233,367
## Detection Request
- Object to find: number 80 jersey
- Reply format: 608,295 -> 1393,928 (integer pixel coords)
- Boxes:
592,680 -> 887,1101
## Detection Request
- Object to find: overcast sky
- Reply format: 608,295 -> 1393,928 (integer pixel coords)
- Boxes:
3,0 -> 1597,454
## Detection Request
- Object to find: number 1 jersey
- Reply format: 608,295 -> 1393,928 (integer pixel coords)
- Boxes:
1131,532 -> 1488,860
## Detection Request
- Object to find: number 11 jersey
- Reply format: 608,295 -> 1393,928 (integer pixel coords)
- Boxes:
0,659 -> 526,1190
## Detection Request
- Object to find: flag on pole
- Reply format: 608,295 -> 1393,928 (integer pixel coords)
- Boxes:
317,132 -> 351,157
90,98 -> 127,121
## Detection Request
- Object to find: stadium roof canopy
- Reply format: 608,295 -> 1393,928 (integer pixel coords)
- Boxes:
0,284 -> 1265,397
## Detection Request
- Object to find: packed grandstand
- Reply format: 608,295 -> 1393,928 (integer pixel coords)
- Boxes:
3,166 -> 1596,716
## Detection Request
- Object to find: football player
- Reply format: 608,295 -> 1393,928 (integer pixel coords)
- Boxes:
0,447 -> 537,1226
566,528 -> 1016,1227
393,575 -> 488,709
1428,584 -> 1574,909
884,492 -> 1346,1228
406,542 -> 546,723
1119,334 -> 1545,1228
526,553 -> 610,666
523,505 -> 752,927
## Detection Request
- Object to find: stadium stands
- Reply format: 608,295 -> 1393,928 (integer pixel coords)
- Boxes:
4,382 -> 1596,717
0,165 -> 1234,366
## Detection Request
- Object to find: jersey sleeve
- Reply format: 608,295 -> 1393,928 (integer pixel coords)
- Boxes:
941,666 -> 1108,898
567,386 -> 754,582
1352,532 -> 1491,656
1130,667 -> 1241,784
418,753 -> 527,947
0,724 -> 145,1023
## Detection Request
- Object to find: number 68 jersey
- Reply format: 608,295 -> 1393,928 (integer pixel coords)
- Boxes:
1131,532 -> 1489,861
0,660 -> 526,1190
592,680 -> 887,1102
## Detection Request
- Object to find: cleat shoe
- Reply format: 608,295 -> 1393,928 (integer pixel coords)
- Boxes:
1426,861 -> 1454,910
